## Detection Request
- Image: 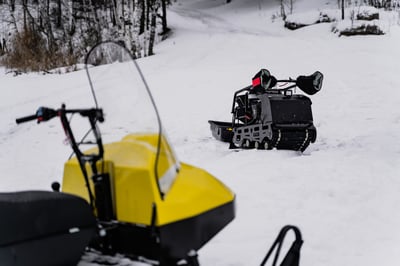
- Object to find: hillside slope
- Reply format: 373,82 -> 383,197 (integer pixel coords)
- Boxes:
1,0 -> 400,266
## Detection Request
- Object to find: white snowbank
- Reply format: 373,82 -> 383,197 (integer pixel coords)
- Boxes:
1,1 -> 400,266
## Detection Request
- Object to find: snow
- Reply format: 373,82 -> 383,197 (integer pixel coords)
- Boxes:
2,0 -> 400,265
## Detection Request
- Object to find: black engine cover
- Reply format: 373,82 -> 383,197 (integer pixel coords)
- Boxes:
269,94 -> 313,125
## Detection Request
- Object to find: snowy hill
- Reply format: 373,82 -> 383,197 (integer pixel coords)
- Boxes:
1,0 -> 400,265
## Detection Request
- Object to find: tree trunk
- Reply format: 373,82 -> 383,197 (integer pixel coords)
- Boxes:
280,0 -> 286,20
341,0 -> 345,20
161,0 -> 169,34
290,0 -> 294,14
9,0 -> 19,34
57,0 -> 62,28
143,0 -> 148,57
2,38 -> 6,53
113,0 -> 125,36
67,0 -> 76,54
134,0 -> 143,58
9,0 -> 15,11
148,0 -> 158,56
88,0 -> 103,42
44,0 -> 56,52
68,0 -> 75,36
140,0 -> 145,34
127,0 -> 137,58
22,0 -> 27,30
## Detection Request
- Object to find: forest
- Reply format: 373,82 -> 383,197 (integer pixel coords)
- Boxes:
0,0 -> 170,72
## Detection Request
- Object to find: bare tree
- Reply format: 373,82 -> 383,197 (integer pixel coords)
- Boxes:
148,0 -> 159,55
289,0 -> 294,14
280,0 -> 286,20
133,0 -> 143,58
160,0 -> 169,34
278,0 -> 295,19
342,0 -> 345,20
8,0 -> 19,34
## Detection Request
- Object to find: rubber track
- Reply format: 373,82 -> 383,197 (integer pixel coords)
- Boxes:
271,128 -> 316,152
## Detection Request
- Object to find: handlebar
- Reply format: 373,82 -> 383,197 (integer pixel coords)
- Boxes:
15,104 -> 104,212
15,106 -> 104,125
15,114 -> 38,124
15,107 -> 58,124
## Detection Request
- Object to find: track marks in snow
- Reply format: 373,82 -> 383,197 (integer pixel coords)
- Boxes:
169,4 -> 282,37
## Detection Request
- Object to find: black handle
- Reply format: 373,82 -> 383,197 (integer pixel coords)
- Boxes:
15,114 -> 37,124
260,225 -> 303,266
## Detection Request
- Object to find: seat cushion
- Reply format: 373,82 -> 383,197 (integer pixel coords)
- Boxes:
0,190 -> 95,246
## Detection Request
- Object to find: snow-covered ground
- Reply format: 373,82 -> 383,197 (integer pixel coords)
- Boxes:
1,0 -> 400,265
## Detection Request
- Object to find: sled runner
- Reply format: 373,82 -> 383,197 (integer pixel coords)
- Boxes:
209,69 -> 323,152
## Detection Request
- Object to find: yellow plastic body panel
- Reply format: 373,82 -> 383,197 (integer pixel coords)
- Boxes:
157,162 -> 235,224
62,133 -> 235,227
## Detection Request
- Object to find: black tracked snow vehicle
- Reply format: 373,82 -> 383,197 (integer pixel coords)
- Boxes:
209,69 -> 323,152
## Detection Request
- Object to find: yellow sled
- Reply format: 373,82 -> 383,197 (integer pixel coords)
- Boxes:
62,133 -> 235,264
15,41 -> 235,265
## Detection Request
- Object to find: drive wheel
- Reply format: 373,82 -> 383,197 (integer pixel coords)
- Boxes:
261,138 -> 273,150
255,141 -> 264,150
242,139 -> 254,149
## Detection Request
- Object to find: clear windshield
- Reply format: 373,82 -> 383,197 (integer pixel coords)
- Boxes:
83,41 -> 179,197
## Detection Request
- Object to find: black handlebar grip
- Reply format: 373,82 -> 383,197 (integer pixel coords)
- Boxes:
16,114 -> 37,124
